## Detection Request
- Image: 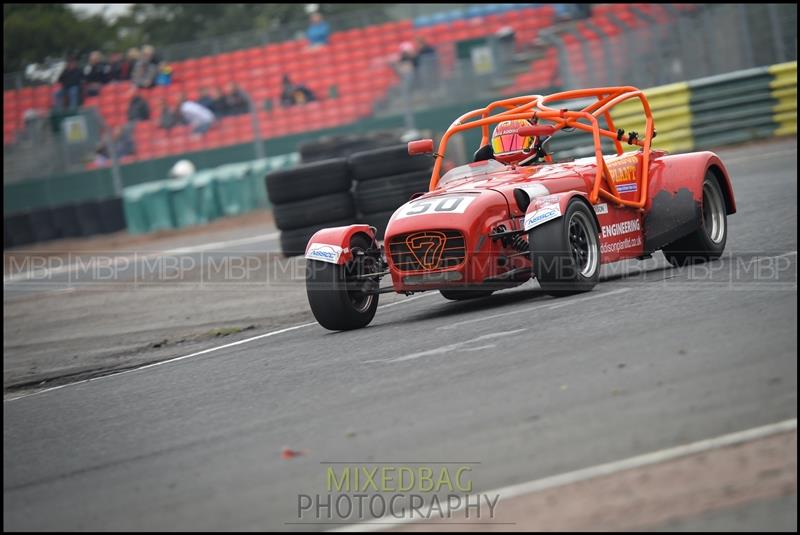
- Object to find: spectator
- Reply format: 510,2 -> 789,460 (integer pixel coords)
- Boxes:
158,97 -> 183,130
211,87 -> 227,116
114,124 -> 135,157
394,41 -> 417,87
132,45 -> 158,88
414,36 -> 439,91
414,36 -> 436,65
126,85 -> 150,122
121,48 -> 140,81
144,44 -> 162,66
94,124 -> 135,165
178,92 -> 215,135
83,51 -> 111,97
197,87 -> 216,112
397,41 -> 416,71
53,56 -> 83,110
280,75 -> 296,107
108,52 -> 124,82
221,82 -> 250,116
306,11 -> 330,48
155,61 -> 173,86
280,74 -> 316,107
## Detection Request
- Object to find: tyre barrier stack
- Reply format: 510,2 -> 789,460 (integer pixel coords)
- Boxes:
298,132 -> 404,164
267,158 -> 356,256
266,144 -> 435,257
3,197 -> 127,249
350,145 -> 434,241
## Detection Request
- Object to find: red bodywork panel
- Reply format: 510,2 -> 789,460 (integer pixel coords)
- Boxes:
380,149 -> 733,293
305,224 -> 375,265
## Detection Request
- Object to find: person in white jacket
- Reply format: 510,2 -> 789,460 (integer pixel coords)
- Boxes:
177,92 -> 215,135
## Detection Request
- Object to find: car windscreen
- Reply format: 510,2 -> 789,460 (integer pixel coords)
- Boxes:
439,159 -> 506,187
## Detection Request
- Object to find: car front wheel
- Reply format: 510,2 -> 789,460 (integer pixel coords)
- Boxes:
530,199 -> 600,296
306,234 -> 379,331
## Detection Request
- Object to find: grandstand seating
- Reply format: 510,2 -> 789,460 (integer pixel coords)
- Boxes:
504,3 -> 693,95
3,4 -> 682,166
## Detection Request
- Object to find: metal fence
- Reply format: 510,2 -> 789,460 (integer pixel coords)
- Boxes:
4,4 -> 796,185
389,3 -> 797,116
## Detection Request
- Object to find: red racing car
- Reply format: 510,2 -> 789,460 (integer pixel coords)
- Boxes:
304,87 -> 736,331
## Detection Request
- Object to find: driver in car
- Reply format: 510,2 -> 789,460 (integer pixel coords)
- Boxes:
474,118 -> 551,165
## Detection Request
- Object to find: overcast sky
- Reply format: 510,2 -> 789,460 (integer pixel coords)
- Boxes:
69,4 -> 134,21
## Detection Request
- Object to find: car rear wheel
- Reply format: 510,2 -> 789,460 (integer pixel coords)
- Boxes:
306,234 -> 379,331
662,173 -> 727,267
530,199 -> 600,296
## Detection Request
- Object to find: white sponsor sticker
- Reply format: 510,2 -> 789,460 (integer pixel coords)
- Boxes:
601,218 -> 641,238
524,203 -> 562,230
593,203 -> 609,215
394,195 -> 477,219
305,243 -> 344,264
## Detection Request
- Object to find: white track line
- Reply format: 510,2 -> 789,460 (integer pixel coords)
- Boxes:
4,232 -> 281,283
364,329 -> 526,364
4,291 -> 438,402
438,288 -> 631,331
330,418 -> 798,532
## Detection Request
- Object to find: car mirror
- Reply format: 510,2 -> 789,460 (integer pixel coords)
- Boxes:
408,139 -> 434,156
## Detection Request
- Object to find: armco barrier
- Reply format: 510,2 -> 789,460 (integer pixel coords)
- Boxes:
769,62 -> 797,136
121,153 -> 297,235
548,61 -> 796,159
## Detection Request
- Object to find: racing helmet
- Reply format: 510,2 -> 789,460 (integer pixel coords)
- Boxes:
491,119 -> 536,165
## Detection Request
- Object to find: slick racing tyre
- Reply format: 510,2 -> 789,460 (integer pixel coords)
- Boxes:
530,199 -> 600,296
306,233 -> 380,331
265,158 -> 350,205
662,173 -> 728,267
349,144 -> 433,182
272,192 -> 356,231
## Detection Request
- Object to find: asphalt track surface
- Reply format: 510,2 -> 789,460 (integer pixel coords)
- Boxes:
3,140 -> 797,530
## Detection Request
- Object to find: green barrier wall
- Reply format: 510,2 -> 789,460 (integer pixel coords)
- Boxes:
122,153 -> 298,234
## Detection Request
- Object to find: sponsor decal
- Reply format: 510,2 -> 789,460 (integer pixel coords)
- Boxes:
616,183 -> 638,193
593,202 -> 609,215
524,203 -> 562,230
405,231 -> 447,270
601,235 -> 642,254
305,243 -> 344,264
395,195 -> 477,218
601,218 -> 641,238
607,155 -> 639,184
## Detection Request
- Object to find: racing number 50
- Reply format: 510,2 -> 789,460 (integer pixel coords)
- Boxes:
406,196 -> 466,216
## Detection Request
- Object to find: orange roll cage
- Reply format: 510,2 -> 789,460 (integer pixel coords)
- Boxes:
429,87 -> 655,209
